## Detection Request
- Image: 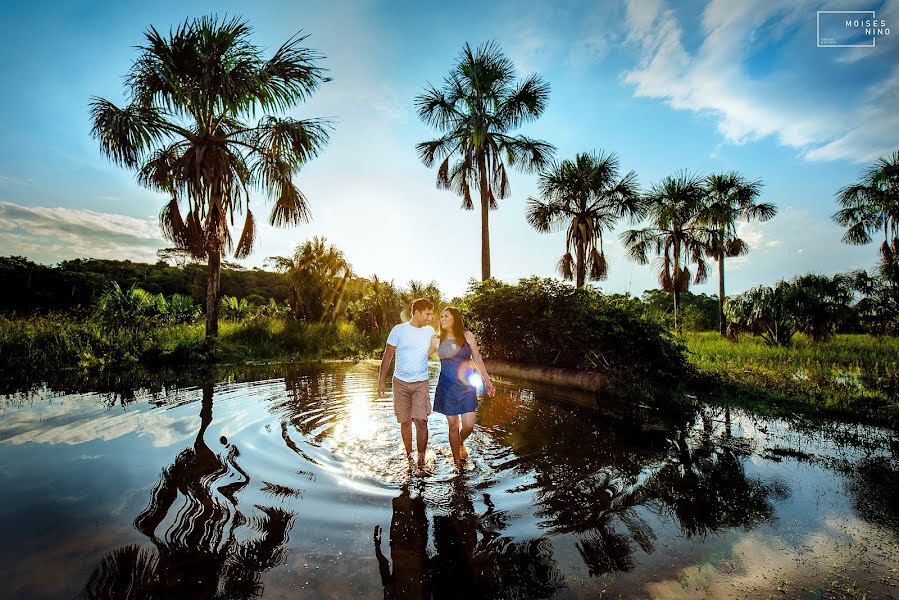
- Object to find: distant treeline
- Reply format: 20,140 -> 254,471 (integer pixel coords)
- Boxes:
0,256 -> 289,315
0,255 -> 726,329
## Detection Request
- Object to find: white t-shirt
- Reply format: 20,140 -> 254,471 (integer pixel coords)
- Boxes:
387,321 -> 435,382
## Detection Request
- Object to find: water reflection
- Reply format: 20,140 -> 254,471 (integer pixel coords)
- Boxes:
77,383 -> 295,599
374,484 -> 430,599
375,477 -> 563,600
0,362 -> 894,598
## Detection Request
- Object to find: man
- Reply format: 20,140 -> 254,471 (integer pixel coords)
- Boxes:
377,298 -> 437,468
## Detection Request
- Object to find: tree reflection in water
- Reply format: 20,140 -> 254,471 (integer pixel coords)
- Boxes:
77,383 -> 296,600
480,390 -> 789,579
375,477 -> 564,600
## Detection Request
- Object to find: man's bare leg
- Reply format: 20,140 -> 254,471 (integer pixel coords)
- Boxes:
446,415 -> 462,470
459,412 -> 476,460
400,420 -> 413,457
413,418 -> 428,468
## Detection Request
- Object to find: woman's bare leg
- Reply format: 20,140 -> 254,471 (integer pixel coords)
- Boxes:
446,415 -> 462,470
459,412 -> 476,460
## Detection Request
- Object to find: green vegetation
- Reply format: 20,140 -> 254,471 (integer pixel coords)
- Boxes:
686,331 -> 899,422
0,313 -> 369,385
458,277 -> 692,399
725,273 -> 854,345
90,16 -> 332,339
0,256 -> 289,315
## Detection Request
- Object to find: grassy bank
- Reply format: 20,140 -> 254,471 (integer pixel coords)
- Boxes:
0,314 -> 376,378
685,332 -> 899,424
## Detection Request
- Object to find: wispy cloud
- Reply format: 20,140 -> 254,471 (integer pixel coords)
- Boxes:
620,0 -> 899,163
0,201 -> 164,264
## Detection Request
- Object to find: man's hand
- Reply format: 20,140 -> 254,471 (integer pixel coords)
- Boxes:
377,380 -> 386,398
485,379 -> 496,397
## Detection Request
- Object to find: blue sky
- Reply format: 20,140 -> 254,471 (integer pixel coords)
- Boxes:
0,0 -> 896,298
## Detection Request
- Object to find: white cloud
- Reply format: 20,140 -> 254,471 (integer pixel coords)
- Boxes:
620,0 -> 899,163
0,201 -> 164,264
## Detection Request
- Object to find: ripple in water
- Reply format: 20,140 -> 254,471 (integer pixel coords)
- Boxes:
0,361 -> 897,599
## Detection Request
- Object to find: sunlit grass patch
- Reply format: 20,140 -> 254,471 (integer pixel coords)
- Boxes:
684,332 -> 899,419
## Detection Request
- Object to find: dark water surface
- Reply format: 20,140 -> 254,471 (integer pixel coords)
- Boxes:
1,361 -> 897,599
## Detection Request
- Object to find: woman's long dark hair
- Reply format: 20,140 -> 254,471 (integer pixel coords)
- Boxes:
439,307 -> 467,347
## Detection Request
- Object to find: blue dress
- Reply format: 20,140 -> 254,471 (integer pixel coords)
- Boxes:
433,338 -> 479,416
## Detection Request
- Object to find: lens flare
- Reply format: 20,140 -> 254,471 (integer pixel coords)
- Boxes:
466,371 -> 484,390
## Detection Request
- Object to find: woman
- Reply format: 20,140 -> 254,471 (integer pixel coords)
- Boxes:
430,307 -> 495,471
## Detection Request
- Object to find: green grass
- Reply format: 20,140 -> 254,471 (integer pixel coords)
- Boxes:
684,332 -> 899,422
0,314 -> 377,380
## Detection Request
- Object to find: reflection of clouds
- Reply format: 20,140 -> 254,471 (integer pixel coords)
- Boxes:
0,400 -> 200,448
644,515 -> 899,599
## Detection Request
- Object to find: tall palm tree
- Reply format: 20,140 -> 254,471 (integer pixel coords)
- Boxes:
526,151 -> 642,288
90,16 -> 331,340
833,151 -> 899,263
702,172 -> 776,336
621,172 -> 711,331
268,236 -> 352,323
415,41 -> 555,281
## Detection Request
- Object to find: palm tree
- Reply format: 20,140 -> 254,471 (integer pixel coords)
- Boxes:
90,16 -> 332,340
415,42 -> 555,281
832,151 -> 899,263
268,236 -> 352,323
702,172 -> 776,336
621,172 -> 711,331
526,151 -> 642,288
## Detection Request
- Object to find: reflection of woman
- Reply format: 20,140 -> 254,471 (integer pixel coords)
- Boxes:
431,307 -> 495,471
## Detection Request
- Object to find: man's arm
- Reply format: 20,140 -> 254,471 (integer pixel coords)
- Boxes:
377,344 -> 396,397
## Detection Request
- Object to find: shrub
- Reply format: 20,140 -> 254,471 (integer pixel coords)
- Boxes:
457,277 -> 692,396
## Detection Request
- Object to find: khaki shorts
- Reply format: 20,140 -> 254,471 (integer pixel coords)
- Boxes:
392,377 -> 431,423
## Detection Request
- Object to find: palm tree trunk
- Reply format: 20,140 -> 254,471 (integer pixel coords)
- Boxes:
205,248 -> 222,339
477,152 -> 491,281
673,285 -> 681,332
718,251 -> 726,336
575,238 -> 586,288
672,241 -> 682,332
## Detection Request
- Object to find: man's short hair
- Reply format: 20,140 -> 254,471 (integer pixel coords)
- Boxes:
411,297 -> 434,314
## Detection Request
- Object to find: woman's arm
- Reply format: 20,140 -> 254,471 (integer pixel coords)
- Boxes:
464,331 -> 495,396
429,334 -> 440,357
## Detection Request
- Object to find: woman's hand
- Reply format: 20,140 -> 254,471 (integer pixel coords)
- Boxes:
485,378 -> 495,397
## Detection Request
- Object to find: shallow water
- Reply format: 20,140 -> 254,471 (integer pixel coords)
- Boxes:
0,361 -> 897,599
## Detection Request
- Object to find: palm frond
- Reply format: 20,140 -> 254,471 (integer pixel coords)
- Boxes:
558,252 -> 574,280
257,31 -> 331,111
234,209 -> 256,259
89,98 -> 164,168
589,249 -> 608,281
496,73 -> 550,129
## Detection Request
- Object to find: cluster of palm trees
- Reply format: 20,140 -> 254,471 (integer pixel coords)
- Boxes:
91,17 -> 894,343
416,43 -> 776,333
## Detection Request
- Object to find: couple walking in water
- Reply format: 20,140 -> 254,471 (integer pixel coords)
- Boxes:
377,298 -> 495,472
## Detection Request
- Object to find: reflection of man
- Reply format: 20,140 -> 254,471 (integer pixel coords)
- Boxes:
373,484 -> 431,599
377,298 -> 437,468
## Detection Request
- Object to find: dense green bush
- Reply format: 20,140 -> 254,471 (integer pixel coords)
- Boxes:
457,277 -> 693,396
725,274 -> 854,345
